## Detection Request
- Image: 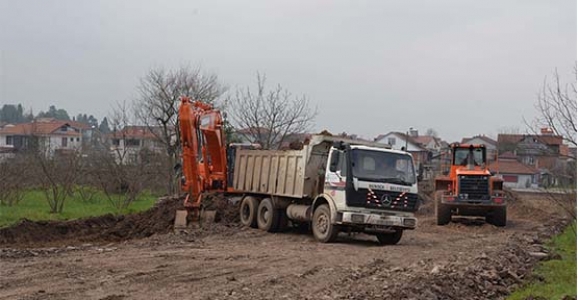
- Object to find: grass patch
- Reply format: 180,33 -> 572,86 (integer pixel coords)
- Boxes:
0,189 -> 158,228
508,222 -> 577,300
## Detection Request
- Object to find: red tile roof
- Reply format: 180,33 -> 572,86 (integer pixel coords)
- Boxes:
488,159 -> 538,175
497,134 -> 563,146
0,120 -> 83,136
498,151 -> 517,159
375,132 -> 427,151
412,136 -> 436,146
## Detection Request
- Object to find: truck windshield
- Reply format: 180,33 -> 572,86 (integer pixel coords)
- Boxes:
351,149 -> 416,185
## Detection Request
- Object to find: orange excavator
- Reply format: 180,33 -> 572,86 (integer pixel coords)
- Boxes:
177,96 -> 228,223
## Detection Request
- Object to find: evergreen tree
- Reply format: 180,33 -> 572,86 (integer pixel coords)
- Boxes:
99,117 -> 111,133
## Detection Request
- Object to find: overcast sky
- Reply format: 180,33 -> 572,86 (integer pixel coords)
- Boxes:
0,0 -> 575,142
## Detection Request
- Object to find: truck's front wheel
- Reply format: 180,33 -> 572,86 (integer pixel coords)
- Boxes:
239,196 -> 258,228
312,204 -> 339,243
375,230 -> 403,245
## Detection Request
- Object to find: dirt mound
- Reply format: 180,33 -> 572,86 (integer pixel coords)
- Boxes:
0,194 -> 240,248
329,219 -> 571,300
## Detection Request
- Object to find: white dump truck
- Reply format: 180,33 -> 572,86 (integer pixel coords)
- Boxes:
231,135 -> 419,245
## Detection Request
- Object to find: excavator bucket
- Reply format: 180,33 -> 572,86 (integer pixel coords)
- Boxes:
173,209 -> 217,229
174,210 -> 189,229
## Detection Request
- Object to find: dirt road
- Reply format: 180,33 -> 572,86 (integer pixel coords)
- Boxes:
0,193 -> 570,300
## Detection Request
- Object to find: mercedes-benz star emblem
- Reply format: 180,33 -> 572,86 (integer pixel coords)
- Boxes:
380,194 -> 392,205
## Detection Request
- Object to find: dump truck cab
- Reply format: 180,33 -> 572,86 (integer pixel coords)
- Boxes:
310,141 -> 418,244
434,143 -> 506,226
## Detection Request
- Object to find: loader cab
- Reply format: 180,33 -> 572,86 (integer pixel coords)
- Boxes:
452,144 -> 486,167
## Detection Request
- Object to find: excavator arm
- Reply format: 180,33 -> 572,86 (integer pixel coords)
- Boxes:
177,96 -> 227,223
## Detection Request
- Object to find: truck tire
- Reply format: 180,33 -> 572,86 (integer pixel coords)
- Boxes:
488,206 -> 507,227
257,198 -> 280,232
312,204 -> 339,243
436,201 -> 451,226
239,196 -> 258,228
376,230 -> 403,245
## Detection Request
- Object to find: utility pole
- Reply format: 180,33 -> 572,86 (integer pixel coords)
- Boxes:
405,127 -> 413,151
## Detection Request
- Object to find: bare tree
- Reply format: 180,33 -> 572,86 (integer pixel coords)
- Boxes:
0,156 -> 29,206
228,73 -> 317,149
527,66 -> 577,227
33,151 -> 81,213
134,66 -> 226,194
531,67 -> 577,146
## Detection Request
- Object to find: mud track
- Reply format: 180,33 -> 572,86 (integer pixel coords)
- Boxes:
0,192 -> 571,300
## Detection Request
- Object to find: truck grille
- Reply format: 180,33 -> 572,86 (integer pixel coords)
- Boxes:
458,175 -> 489,200
365,190 -> 419,212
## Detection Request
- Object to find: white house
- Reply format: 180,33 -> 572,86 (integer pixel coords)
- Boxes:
374,132 -> 429,166
109,126 -> 166,164
0,119 -> 87,156
488,158 -> 539,189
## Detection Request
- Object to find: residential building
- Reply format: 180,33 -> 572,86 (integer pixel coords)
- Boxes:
109,126 -> 165,164
0,118 -> 88,156
497,129 -> 564,169
497,129 -> 575,187
374,131 -> 429,166
488,156 -> 539,189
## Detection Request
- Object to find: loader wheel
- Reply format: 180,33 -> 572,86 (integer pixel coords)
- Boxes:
376,230 -> 403,246
257,198 -> 280,232
240,196 -> 258,228
312,204 -> 339,243
436,201 -> 451,226
487,206 -> 507,227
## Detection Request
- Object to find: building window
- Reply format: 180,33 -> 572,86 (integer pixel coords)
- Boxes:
70,137 -> 74,142
126,139 -> 140,147
6,136 -> 13,145
76,137 -> 80,142
60,126 -> 68,132
388,137 -> 396,145
62,137 -> 68,147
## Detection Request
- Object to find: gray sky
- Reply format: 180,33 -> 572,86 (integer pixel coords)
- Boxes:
0,0 -> 575,142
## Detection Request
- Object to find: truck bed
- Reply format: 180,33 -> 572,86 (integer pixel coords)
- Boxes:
232,149 -> 307,198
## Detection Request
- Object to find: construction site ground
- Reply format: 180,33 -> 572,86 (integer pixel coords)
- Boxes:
0,192 -> 573,300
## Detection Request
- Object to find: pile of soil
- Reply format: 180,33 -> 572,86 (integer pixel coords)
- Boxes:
326,219 -> 571,300
0,193 -> 240,248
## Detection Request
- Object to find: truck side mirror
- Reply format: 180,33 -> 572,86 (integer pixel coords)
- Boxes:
329,151 -> 340,172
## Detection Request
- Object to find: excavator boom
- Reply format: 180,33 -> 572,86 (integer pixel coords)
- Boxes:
177,96 -> 227,223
